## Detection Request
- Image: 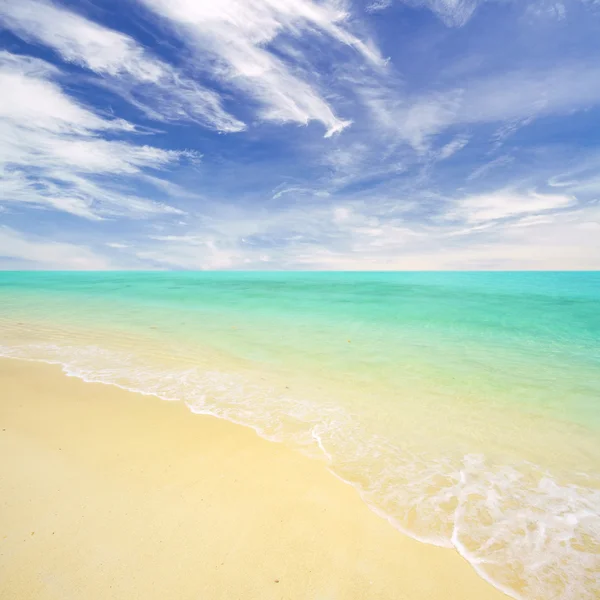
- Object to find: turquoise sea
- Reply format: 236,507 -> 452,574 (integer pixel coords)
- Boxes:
1,271 -> 599,599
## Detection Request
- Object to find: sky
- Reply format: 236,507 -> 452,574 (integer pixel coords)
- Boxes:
1,0 -> 599,270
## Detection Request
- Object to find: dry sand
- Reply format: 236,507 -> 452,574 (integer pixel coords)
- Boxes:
0,357 -> 507,600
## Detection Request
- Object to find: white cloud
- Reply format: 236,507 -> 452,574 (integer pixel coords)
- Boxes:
129,181 -> 598,270
271,186 -> 330,200
410,0 -> 483,26
0,226 -> 112,269
373,0 -> 487,26
0,52 -> 131,135
449,190 -> 576,223
150,234 -> 205,244
413,0 -> 600,25
137,236 -> 247,269
357,83 -> 461,153
437,135 -> 469,160
0,51 -> 186,220
0,0 -> 245,132
368,0 -> 595,26
467,155 -> 514,181
559,176 -> 600,196
367,0 -> 393,11
363,62 -> 600,151
547,154 -> 600,199
396,93 -> 463,153
137,0 -> 384,136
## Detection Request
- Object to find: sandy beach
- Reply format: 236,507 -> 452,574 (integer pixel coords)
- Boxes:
0,357 -> 507,600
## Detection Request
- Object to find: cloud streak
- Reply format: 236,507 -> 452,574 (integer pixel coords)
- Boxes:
361,62 -> 600,151
0,51 -> 186,220
406,0 -> 484,26
137,0 -> 385,136
0,0 -> 245,132
447,190 -> 576,223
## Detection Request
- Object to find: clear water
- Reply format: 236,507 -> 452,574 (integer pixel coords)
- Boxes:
1,271 -> 599,599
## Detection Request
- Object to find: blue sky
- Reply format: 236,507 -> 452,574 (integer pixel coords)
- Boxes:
1,0 -> 599,269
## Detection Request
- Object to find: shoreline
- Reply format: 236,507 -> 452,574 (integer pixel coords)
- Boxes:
0,356 -> 508,600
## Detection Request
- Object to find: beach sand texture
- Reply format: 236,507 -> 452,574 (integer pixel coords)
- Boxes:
0,358 -> 507,600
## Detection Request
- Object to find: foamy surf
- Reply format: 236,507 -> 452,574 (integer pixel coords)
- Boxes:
1,341 -> 598,600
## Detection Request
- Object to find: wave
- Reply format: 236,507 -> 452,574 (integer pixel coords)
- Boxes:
1,341 -> 599,600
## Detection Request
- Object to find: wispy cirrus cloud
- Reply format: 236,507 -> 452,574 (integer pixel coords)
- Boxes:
0,51 -> 187,220
547,152 -> 600,199
378,0 -> 600,27
467,156 -> 515,181
0,0 -> 245,132
367,0 -> 489,25
446,190 -> 576,223
360,62 -> 600,152
0,51 -> 131,134
405,0 -> 485,26
137,0 -> 385,136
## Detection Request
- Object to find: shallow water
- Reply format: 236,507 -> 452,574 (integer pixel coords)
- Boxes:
1,271 -> 599,599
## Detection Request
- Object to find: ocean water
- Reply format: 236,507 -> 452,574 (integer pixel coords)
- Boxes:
0,271 -> 599,599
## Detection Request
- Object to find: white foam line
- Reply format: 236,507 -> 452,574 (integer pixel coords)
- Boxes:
325,465 -> 454,548
450,468 -> 523,600
311,426 -> 333,462
452,531 -> 523,600
185,401 -> 283,444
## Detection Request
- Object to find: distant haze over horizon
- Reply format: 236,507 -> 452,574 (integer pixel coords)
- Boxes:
1,0 -> 599,269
